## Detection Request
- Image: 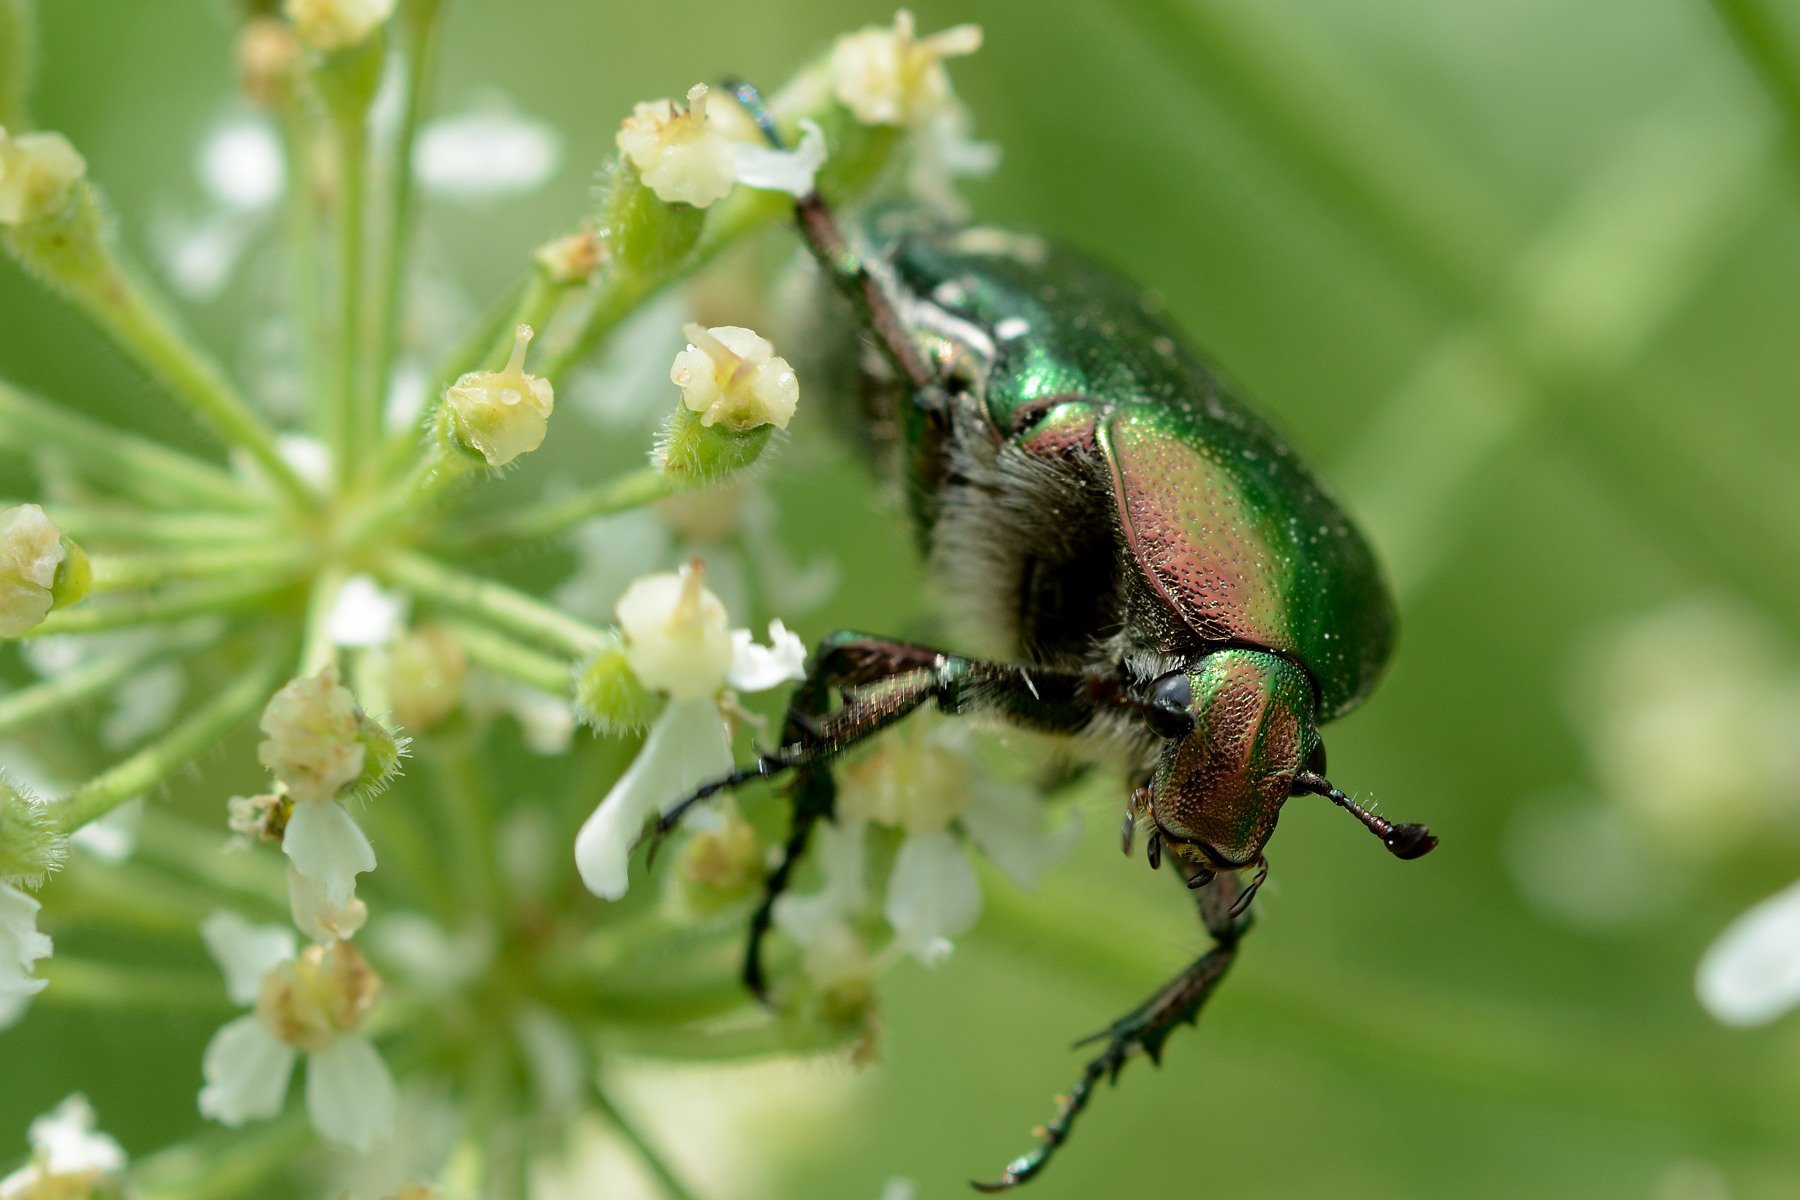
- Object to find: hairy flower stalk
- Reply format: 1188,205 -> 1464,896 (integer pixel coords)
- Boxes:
0,6 -> 995,1196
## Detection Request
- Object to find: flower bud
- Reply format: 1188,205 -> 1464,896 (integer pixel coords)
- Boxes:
227,792 -> 291,845
439,324 -> 555,468
282,0 -> 395,53
656,408 -> 773,484
387,625 -> 467,734
347,713 -> 407,801
0,773 -> 65,887
237,17 -> 303,107
573,633 -> 659,733
0,128 -> 85,227
614,562 -> 734,702
258,666 -> 364,805
669,324 -> 798,432
615,83 -> 735,209
1,504 -> 88,639
828,11 -> 983,128
533,227 -> 604,287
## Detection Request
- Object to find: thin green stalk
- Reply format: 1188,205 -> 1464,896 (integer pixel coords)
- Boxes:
297,565 -> 348,675
131,1116 -> 314,1200
381,549 -> 604,657
1708,0 -> 1800,167
278,102 -> 329,418
89,542 -> 308,592
444,619 -> 574,695
446,466 -> 676,554
590,1084 -> 703,1200
132,810 -> 289,912
368,0 -> 447,403
34,957 -> 234,1014
0,626 -> 219,735
48,861 -> 229,937
332,111 -> 373,473
39,504 -> 281,546
29,573 -> 297,636
0,381 -> 257,510
63,257 -> 315,505
51,654 -> 283,832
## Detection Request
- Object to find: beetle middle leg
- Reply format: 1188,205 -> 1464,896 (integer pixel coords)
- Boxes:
974,869 -> 1252,1192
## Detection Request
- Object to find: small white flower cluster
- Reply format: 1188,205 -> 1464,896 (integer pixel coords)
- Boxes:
0,506 -> 72,640
616,82 -> 827,209
574,562 -> 806,900
828,10 -> 984,129
0,1094 -> 125,1199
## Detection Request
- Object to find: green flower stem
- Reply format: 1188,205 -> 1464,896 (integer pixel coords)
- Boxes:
131,1116 -> 314,1200
330,108 -> 373,474
132,810 -> 289,912
38,504 -> 281,547
50,654 -> 283,832
34,956 -> 235,1014
367,0 -> 447,416
444,619 -> 574,696
277,103 -> 329,417
590,1084 -> 703,1200
344,447 -> 476,552
444,465 -> 678,556
29,573 -> 297,636
381,548 -> 604,658
49,861 -> 227,938
89,542 -> 308,593
0,380 -> 257,511
539,186 -> 790,383
297,565 -> 348,675
58,250 -> 315,506
0,626 -> 219,736
0,0 -> 34,129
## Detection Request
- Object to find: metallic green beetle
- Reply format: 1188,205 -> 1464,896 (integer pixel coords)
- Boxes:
658,83 -> 1437,1192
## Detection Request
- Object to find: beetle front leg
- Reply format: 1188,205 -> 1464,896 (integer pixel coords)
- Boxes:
973,871 -> 1251,1192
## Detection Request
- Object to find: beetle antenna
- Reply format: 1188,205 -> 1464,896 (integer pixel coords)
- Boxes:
1292,771 -> 1437,860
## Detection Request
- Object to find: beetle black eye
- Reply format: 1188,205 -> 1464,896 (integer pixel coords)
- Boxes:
1144,671 -> 1194,740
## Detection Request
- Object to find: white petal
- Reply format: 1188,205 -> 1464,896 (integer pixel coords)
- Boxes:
727,619 -> 809,693
774,817 -> 868,948
731,119 -> 828,197
1697,878 -> 1800,1026
574,698 -> 731,900
0,882 -> 51,997
287,865 -> 369,945
324,575 -> 406,648
283,800 -> 376,906
305,1034 -> 397,1151
884,829 -> 982,965
958,782 -> 1081,890
28,1094 -> 125,1175
199,1015 -> 298,1126
200,911 -> 296,1006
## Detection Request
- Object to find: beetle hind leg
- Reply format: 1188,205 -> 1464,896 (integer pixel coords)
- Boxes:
972,871 -> 1252,1192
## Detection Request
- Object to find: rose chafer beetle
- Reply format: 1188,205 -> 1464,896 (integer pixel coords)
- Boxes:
656,82 -> 1438,1191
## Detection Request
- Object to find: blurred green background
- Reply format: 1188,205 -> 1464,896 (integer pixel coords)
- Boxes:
5,0 -> 1800,1196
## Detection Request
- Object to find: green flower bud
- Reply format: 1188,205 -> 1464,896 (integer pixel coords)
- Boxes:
0,127 -> 85,227
438,324 -> 554,468
0,773 -> 66,886
1,503 -> 87,638
573,634 -> 660,734
596,157 -> 705,279
50,535 -> 92,611
347,711 -> 408,801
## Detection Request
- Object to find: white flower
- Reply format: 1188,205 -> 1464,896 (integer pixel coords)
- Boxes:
0,1094 -> 125,1198
0,882 -> 50,999
259,666 -> 365,804
443,324 -> 555,468
669,324 -> 799,432
0,505 -> 66,639
1696,878 -> 1800,1027
828,11 -> 983,128
283,0 -> 395,52
325,575 -> 406,649
288,866 -> 370,944
416,104 -> 561,201
284,797 -> 376,911
575,563 -> 807,900
617,83 -> 828,208
841,719 -> 1079,964
200,927 -> 396,1150
0,129 -> 86,227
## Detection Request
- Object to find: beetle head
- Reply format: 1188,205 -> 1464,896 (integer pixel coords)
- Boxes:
1143,649 -> 1317,869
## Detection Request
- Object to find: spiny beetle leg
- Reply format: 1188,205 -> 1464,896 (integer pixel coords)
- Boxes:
972,873 -> 1249,1192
